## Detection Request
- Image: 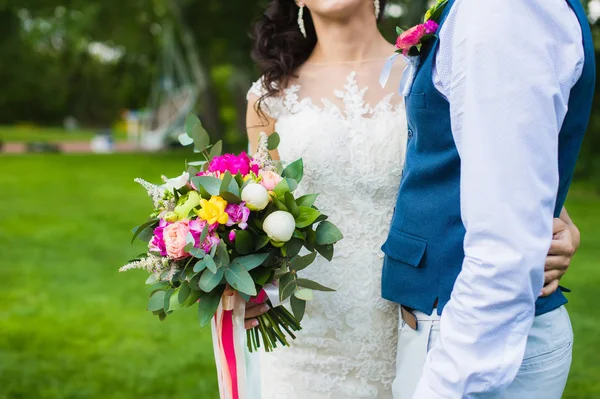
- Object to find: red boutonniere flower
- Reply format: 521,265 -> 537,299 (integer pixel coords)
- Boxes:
394,0 -> 448,57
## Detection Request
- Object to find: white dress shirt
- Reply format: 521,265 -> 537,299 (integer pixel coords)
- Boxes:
413,0 -> 585,397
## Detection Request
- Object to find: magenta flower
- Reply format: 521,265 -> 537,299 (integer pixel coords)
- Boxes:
396,24 -> 427,56
149,219 -> 170,256
188,219 -> 220,253
225,202 -> 250,230
423,20 -> 439,35
202,232 -> 221,253
229,230 -> 236,242
208,152 -> 259,176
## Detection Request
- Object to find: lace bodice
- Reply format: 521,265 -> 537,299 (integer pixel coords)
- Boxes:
247,60 -> 408,398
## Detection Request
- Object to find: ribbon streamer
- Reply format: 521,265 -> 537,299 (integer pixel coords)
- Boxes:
212,289 -> 248,399
379,53 -> 421,97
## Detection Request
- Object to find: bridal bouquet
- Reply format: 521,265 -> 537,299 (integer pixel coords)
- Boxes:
120,115 -> 342,359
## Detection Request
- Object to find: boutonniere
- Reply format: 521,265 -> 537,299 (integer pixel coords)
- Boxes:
394,0 -> 448,56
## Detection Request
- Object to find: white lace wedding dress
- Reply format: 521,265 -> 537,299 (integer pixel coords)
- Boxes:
247,59 -> 408,399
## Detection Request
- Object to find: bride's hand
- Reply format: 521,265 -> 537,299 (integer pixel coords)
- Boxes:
245,301 -> 269,330
541,218 -> 580,297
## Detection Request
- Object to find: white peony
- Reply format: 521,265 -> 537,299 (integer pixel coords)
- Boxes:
241,183 -> 270,211
263,211 -> 296,243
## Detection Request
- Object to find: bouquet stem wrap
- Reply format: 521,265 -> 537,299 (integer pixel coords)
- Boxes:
212,289 -> 248,399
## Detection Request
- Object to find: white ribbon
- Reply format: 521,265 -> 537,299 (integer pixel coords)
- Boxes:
379,53 -> 421,97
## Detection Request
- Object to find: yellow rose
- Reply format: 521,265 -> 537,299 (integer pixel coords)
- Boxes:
197,196 -> 229,225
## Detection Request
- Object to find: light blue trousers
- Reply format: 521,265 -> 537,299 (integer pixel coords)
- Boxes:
393,306 -> 573,399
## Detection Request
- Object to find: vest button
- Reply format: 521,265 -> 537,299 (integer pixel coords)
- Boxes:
408,129 -> 414,139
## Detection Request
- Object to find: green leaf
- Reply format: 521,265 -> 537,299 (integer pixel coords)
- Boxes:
198,286 -> 225,327
279,273 -> 296,302
290,251 -> 317,272
316,244 -> 334,261
295,206 -> 321,228
189,274 -> 202,291
315,221 -> 343,245
199,222 -> 209,245
178,133 -> 194,146
285,238 -> 304,258
284,192 -> 300,218
290,295 -> 306,322
193,259 -> 207,273
191,176 -> 222,196
220,192 -> 242,205
225,262 -> 257,296
233,253 -> 270,271
396,26 -> 405,36
296,194 -> 318,208
189,247 -> 206,259
185,114 -> 210,152
163,288 -> 175,312
178,282 -> 191,304
131,218 -> 159,244
209,140 -> 223,159
294,288 -> 314,301
219,171 -> 233,194
183,289 -> 202,307
285,178 -> 298,192
204,255 -> 217,273
296,278 -> 335,292
251,266 -> 274,286
282,159 -> 304,183
198,268 -> 224,292
234,230 -> 254,255
214,240 -> 230,267
267,132 -> 280,150
221,173 -> 240,197
272,196 -> 288,212
292,230 -> 306,240
255,236 -> 270,251
145,273 -> 160,285
146,281 -> 169,295
148,290 -> 165,312
273,179 -> 290,197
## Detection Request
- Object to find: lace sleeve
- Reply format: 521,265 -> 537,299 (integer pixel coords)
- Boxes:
247,77 -> 282,120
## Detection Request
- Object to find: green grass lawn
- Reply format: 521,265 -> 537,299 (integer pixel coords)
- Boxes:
0,125 -> 127,143
0,153 -> 599,398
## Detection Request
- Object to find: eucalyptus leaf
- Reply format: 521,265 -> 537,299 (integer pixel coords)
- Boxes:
316,244 -> 334,261
225,262 -> 257,296
214,240 -> 230,267
193,259 -> 207,273
145,274 -> 160,285
296,278 -> 335,292
290,295 -> 306,322
187,160 -> 207,167
209,140 -> 223,159
185,114 -> 210,152
178,282 -> 191,304
295,206 -> 321,228
219,171 -> 233,194
199,268 -> 224,292
315,221 -> 343,245
189,247 -> 206,259
255,236 -> 270,251
148,290 -> 165,312
131,218 -> 159,244
178,132 -> 194,146
290,251 -> 317,272
282,159 -> 304,183
163,288 -> 175,312
220,192 -> 242,205
198,285 -> 225,327
294,288 -> 314,301
191,176 -> 222,196
204,255 -> 217,273
267,132 -> 280,151
279,273 -> 296,302
146,281 -> 170,295
199,223 -> 209,245
285,238 -> 304,258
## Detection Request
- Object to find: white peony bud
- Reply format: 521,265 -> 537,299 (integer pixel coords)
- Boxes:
263,211 -> 296,243
241,183 -> 270,211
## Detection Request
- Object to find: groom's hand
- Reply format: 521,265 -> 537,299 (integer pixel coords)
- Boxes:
541,218 -> 578,297
245,301 -> 269,330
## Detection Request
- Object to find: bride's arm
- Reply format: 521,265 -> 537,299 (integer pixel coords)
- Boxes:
246,97 -> 278,158
542,207 -> 580,297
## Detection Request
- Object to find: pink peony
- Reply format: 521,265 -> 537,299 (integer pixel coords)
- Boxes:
423,20 -> 439,35
149,219 -> 170,256
202,232 -> 221,253
225,202 -> 251,230
260,171 -> 283,191
208,152 -> 259,176
396,24 -> 427,55
163,221 -> 191,260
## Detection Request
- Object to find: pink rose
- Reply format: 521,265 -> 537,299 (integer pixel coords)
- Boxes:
208,152 -> 259,176
260,171 -> 283,191
163,221 -> 190,260
149,219 -> 170,256
423,20 -> 439,35
396,24 -> 427,55
225,202 -> 251,230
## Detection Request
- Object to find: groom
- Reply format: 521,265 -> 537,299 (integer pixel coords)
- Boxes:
383,0 -> 596,398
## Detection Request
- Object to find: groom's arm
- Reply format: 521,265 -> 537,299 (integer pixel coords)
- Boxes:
414,0 -> 584,397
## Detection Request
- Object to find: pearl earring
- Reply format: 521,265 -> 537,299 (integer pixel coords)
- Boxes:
374,0 -> 381,19
298,4 -> 307,38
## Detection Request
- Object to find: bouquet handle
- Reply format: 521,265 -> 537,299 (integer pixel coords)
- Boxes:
212,289 -> 248,399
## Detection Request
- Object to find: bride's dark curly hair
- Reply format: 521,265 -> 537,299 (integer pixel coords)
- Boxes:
250,0 -> 387,116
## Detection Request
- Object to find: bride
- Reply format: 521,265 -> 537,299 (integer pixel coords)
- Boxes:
243,0 -> 580,397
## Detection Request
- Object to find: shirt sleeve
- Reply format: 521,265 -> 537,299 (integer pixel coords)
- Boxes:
417,0 -> 585,397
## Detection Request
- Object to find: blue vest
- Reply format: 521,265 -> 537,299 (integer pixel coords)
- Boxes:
382,0 -> 596,316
